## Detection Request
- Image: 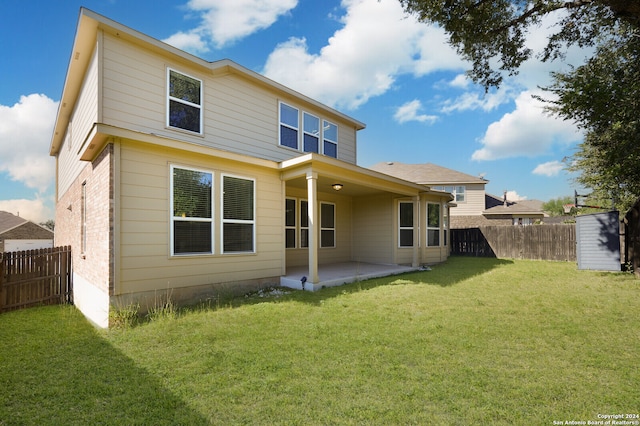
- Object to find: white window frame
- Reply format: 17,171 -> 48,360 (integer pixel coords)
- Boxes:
427,202 -> 441,247
279,102 -> 299,150
167,68 -> 203,134
221,174 -> 256,254
300,199 -> 309,248
303,112 -> 320,153
443,204 -> 449,246
322,120 -> 338,158
434,186 -> 466,203
170,165 -> 214,256
320,202 -> 336,248
398,201 -> 414,248
285,197 -> 297,249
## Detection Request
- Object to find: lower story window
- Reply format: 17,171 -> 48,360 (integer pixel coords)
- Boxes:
427,202 -> 440,246
399,201 -> 414,247
285,198 -> 296,248
320,202 -> 335,248
171,166 -> 213,255
222,175 -> 255,253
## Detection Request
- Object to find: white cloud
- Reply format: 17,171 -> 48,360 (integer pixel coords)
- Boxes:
394,100 -> 438,124
440,88 -> 514,113
533,160 -> 564,177
506,190 -> 527,201
263,0 -> 466,110
163,30 -> 209,54
448,74 -> 470,89
0,94 -> 57,193
0,197 -> 54,224
163,0 -> 298,51
472,90 -> 582,161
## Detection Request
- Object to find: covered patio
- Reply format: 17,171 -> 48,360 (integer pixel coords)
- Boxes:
280,262 -> 420,291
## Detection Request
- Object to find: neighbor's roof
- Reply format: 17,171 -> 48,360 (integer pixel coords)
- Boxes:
0,211 -> 28,235
483,197 -> 546,216
369,162 -> 488,185
50,7 -> 366,156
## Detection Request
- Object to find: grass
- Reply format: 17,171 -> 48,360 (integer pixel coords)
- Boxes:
1,257 -> 639,425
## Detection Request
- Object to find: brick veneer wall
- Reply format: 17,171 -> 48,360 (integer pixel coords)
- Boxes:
55,143 -> 114,295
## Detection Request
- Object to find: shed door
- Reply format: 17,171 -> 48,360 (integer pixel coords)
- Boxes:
576,211 -> 620,271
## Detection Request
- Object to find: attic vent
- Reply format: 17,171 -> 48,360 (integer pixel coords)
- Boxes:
74,52 -> 80,60
387,162 -> 394,165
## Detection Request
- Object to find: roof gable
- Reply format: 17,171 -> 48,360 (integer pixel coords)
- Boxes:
50,7 -> 365,156
0,211 -> 28,234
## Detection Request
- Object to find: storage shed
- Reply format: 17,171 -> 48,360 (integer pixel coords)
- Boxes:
576,211 -> 621,271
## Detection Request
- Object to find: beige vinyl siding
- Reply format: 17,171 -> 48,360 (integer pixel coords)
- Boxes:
284,189 -> 352,267
449,183 -> 485,216
58,46 -> 99,199
100,32 -> 358,165
352,194 -> 394,264
117,140 -> 283,295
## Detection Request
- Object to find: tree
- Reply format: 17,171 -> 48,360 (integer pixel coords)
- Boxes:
399,0 -> 640,211
542,196 -> 574,216
40,220 -> 55,231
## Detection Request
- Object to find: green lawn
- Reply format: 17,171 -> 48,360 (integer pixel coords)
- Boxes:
1,257 -> 639,425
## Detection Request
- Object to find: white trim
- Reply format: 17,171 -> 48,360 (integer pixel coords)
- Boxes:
220,173 -> 256,254
169,164 -> 214,256
279,101 -> 299,150
320,202 -> 336,248
398,201 -> 414,248
166,68 -> 203,134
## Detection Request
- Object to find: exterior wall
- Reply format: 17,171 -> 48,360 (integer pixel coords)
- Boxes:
116,139 -> 283,302
55,144 -> 113,327
100,32 -> 358,165
284,188 -> 353,268
352,194 -> 395,264
0,223 -> 54,253
58,44 -> 100,199
449,183 -> 485,216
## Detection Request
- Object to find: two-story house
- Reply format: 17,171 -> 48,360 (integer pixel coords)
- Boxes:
50,9 -> 453,327
369,162 -> 545,228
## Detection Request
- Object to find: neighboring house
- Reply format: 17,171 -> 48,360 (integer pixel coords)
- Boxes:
0,211 -> 54,253
50,9 -> 453,328
369,162 -> 545,228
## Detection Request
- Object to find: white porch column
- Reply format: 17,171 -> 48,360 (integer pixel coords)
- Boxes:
306,172 -> 320,284
413,196 -> 420,268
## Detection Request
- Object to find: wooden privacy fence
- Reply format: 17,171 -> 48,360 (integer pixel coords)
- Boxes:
0,246 -> 72,312
624,198 -> 640,277
451,225 -> 576,261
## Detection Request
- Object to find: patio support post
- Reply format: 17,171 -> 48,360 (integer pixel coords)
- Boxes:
413,196 -> 420,268
306,172 -> 320,284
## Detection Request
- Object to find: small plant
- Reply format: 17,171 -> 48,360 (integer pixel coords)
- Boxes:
147,291 -> 178,322
109,303 -> 140,329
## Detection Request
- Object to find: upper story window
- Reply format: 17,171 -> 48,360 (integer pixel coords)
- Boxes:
303,112 -> 320,153
434,185 -> 465,202
279,102 -> 338,158
323,120 -> 338,158
168,69 -> 202,134
279,102 -> 299,149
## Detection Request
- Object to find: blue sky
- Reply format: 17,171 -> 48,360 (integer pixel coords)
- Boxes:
0,0 -> 586,223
